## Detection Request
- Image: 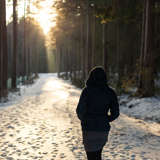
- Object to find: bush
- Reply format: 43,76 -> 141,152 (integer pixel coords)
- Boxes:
71,78 -> 85,89
121,76 -> 136,94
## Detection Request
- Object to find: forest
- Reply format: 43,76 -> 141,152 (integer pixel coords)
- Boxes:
0,0 -> 48,100
0,0 -> 160,100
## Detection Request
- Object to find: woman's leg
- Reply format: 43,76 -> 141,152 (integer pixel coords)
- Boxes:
86,148 -> 103,160
96,149 -> 102,160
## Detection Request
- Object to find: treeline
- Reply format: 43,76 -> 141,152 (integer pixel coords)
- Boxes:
0,0 -> 48,100
52,0 -> 160,97
7,18 -> 48,81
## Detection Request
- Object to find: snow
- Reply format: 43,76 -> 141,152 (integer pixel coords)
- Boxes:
0,73 -> 160,160
120,94 -> 160,124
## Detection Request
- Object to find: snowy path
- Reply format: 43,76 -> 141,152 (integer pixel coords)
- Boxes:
0,74 -> 160,160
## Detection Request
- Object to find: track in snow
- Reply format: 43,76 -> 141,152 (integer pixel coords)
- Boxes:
0,74 -> 160,160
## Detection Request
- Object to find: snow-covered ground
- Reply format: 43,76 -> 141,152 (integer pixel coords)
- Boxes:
120,95 -> 160,124
0,74 -> 160,160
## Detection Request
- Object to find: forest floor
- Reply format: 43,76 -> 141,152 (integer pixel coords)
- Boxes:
0,74 -> 160,160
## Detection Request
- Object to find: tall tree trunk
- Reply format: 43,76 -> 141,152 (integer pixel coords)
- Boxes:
91,9 -> 96,68
0,0 -> 2,98
23,0 -> 26,83
85,0 -> 89,78
27,47 -> 30,78
102,23 -> 108,72
137,0 -> 155,97
88,7 -> 92,72
12,0 -> 18,89
73,42 -> 76,80
66,46 -> 69,79
1,0 -> 8,97
138,0 -> 146,92
35,41 -> 38,75
27,0 -> 31,80
115,0 -> 122,91
81,15 -> 85,80
57,46 -> 60,77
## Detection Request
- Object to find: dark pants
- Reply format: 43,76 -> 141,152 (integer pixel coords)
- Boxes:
86,148 -> 102,160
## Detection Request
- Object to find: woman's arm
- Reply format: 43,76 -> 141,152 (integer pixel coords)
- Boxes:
76,88 -> 88,121
108,89 -> 120,122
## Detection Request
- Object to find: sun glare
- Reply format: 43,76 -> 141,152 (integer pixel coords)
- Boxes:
7,0 -> 57,35
34,9 -> 57,35
33,1 -> 57,35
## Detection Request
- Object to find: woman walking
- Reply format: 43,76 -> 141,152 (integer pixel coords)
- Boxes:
76,67 -> 119,160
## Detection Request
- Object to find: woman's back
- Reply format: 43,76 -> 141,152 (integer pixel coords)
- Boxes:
79,86 -> 119,132
85,86 -> 111,118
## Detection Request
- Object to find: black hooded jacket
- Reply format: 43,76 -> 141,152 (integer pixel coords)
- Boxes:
76,67 -> 119,132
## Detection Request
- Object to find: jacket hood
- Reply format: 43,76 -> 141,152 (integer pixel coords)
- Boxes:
86,67 -> 108,87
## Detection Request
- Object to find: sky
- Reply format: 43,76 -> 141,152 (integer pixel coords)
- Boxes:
6,0 -> 57,35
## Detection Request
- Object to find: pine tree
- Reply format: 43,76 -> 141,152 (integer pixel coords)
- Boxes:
0,0 -> 8,98
12,0 -> 18,89
137,0 -> 155,97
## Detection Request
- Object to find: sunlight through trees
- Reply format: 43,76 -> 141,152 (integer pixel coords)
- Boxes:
0,0 -> 160,100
